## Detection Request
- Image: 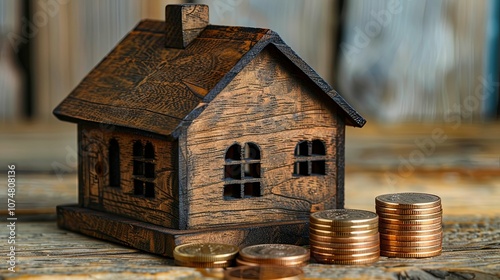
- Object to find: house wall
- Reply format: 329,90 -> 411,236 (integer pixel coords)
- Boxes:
185,46 -> 343,229
78,123 -> 179,228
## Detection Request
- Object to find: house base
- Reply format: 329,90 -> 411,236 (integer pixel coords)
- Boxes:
57,205 -> 310,258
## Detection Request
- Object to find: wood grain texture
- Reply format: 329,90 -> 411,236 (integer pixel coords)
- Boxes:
56,204 -> 309,258
165,4 -> 209,48
2,216 -> 498,279
184,46 -> 342,229
78,123 -> 180,229
52,20 -> 270,136
53,18 -> 364,136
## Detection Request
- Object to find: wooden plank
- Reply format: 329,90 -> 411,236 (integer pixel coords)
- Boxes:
2,216 -> 498,279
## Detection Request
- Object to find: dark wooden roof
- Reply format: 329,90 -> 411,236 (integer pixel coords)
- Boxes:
53,20 -> 365,136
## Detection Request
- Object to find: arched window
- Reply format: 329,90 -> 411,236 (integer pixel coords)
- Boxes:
293,139 -> 326,176
223,142 -> 262,200
108,139 -> 120,187
132,141 -> 155,198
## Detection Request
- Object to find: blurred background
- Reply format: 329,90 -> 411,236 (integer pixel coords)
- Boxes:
1,0 -> 499,124
0,0 -> 499,215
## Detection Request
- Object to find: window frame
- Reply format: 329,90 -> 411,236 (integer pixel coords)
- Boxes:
293,139 -> 327,176
223,142 -> 262,200
132,141 -> 156,198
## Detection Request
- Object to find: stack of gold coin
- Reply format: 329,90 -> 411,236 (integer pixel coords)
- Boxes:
309,209 -> 380,265
236,244 -> 309,267
376,193 -> 443,258
173,243 -> 239,268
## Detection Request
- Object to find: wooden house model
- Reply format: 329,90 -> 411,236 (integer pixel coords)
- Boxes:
53,4 -> 365,257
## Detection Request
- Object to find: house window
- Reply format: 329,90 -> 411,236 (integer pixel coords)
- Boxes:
132,141 -> 155,198
224,142 -> 262,200
108,138 -> 120,187
293,139 -> 326,176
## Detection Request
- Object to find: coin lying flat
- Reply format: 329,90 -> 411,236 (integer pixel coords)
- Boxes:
310,222 -> 378,231
310,209 -> 378,226
239,244 -> 310,266
173,243 -> 239,263
376,193 -> 441,209
380,248 -> 442,258
312,256 -> 380,265
174,259 -> 232,268
312,250 -> 380,260
380,243 -> 442,252
309,238 -> 380,249
378,216 -> 442,225
309,232 -> 380,243
381,238 -> 442,247
375,205 -> 442,215
379,232 -> 443,242
310,244 -> 380,255
377,210 -> 442,220
224,265 -> 304,280
309,227 -> 379,237
379,223 -> 443,233
235,258 -> 307,268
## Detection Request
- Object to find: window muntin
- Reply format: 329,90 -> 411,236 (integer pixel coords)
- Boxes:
224,142 -> 262,200
132,141 -> 155,198
293,140 -> 326,176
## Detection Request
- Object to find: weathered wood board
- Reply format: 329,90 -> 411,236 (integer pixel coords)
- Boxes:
1,216 -> 499,279
56,204 -> 309,258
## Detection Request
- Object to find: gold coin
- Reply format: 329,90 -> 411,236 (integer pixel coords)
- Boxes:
235,258 -> 260,267
235,258 -> 307,268
380,232 -> 443,242
377,210 -> 442,220
376,205 -> 442,215
309,227 -> 379,237
239,244 -> 310,266
310,222 -> 378,231
310,209 -> 378,226
309,238 -> 380,249
174,259 -> 233,268
224,265 -> 304,280
313,255 -> 379,265
380,244 -> 442,253
379,217 -> 442,225
309,232 -> 380,243
196,268 -> 225,279
378,227 -> 442,236
376,193 -> 441,209
173,243 -> 239,263
311,250 -> 380,260
378,221 -> 442,231
380,238 -> 442,247
311,244 -> 379,255
381,248 -> 442,258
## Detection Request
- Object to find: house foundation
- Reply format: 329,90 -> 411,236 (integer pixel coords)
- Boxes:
57,205 -> 310,257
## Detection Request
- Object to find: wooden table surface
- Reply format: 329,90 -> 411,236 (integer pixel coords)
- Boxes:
1,122 -> 499,279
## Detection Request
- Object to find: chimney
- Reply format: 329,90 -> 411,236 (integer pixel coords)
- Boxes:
165,4 -> 209,49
